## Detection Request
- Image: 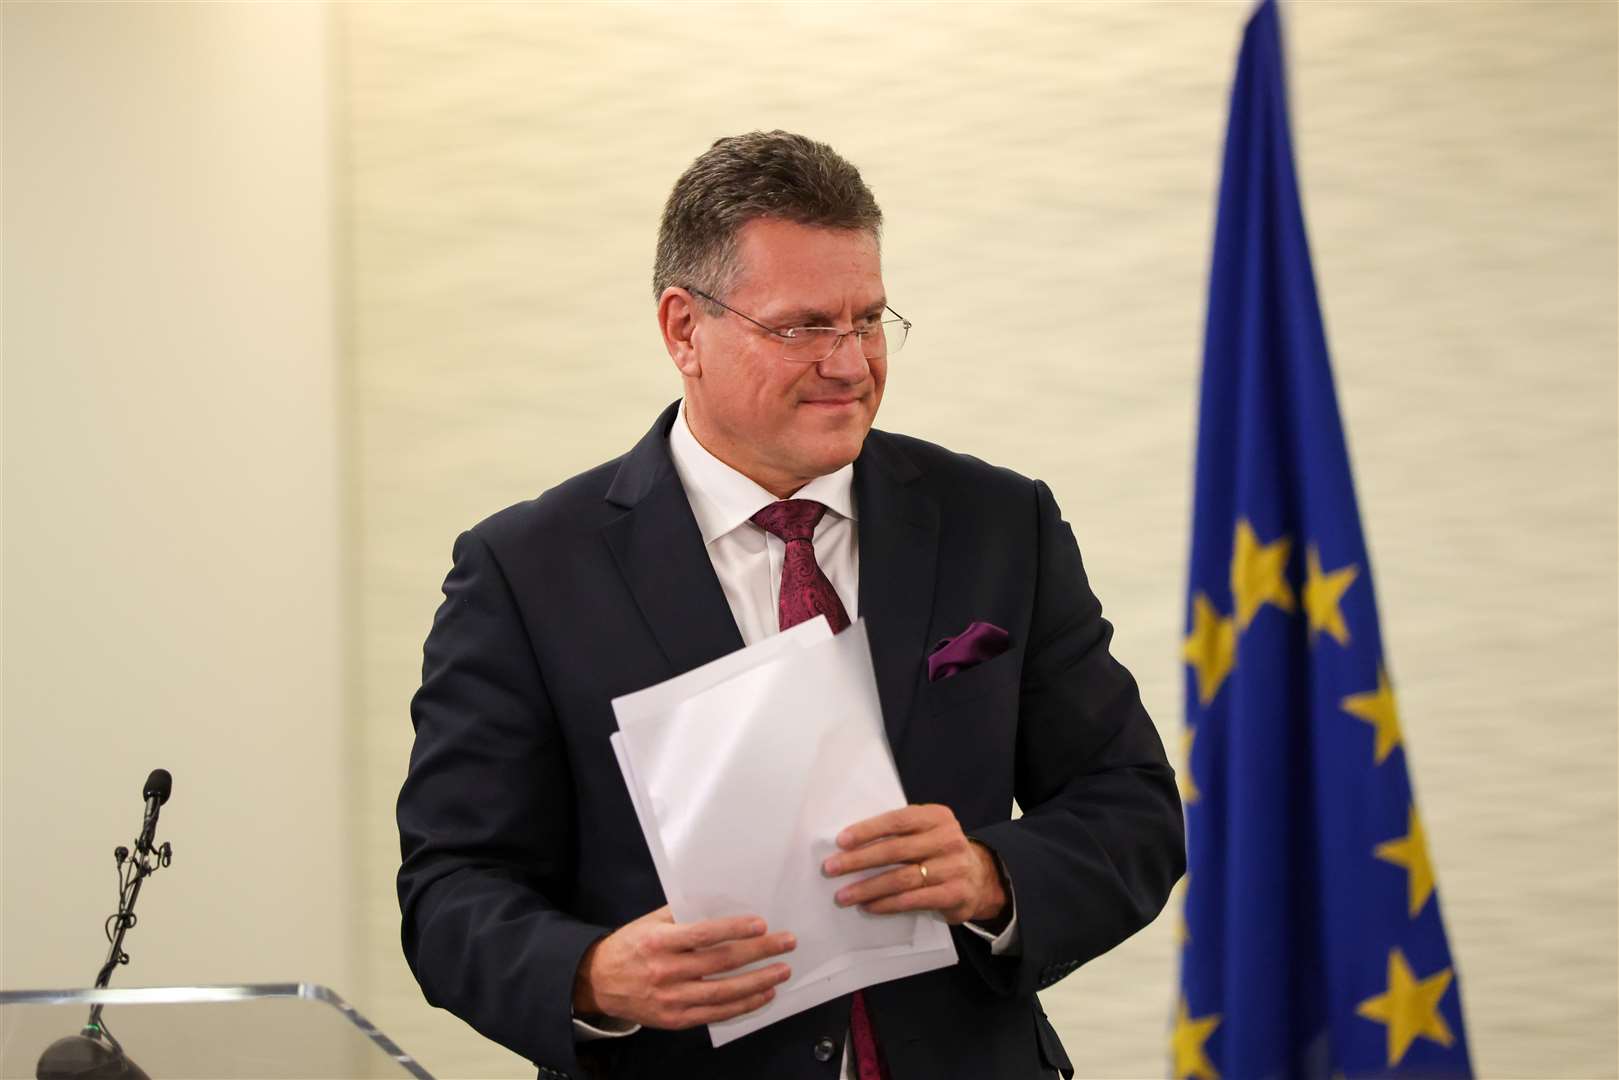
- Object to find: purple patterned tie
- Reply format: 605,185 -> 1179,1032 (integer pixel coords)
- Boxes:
749,500 -> 886,1080
750,499 -> 851,635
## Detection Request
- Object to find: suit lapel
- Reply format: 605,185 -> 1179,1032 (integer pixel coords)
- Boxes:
855,430 -> 939,756
602,402 -> 745,679
603,406 -> 941,753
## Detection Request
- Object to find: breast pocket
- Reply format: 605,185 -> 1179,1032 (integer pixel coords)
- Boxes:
904,649 -> 1022,813
917,648 -> 1021,717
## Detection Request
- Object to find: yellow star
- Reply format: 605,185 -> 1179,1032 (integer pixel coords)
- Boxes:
1171,997 -> 1221,1080
1176,874 -> 1192,946
1302,545 -> 1358,645
1355,948 -> 1455,1066
1342,667 -> 1403,765
1375,804 -> 1436,918
1179,727 -> 1201,804
1230,520 -> 1294,631
1183,593 -> 1236,706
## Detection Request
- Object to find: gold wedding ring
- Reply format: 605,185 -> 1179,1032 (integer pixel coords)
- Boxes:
917,862 -> 929,885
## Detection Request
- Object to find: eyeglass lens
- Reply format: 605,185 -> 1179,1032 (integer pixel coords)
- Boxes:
784,321 -> 908,363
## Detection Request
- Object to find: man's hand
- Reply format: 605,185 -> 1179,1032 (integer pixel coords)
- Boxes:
823,804 -> 1009,928
572,905 -> 795,1030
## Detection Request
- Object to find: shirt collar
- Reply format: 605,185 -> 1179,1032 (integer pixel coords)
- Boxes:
668,398 -> 857,545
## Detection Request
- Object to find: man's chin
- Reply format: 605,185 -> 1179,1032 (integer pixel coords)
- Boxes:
799,433 -> 869,478
785,400 -> 876,471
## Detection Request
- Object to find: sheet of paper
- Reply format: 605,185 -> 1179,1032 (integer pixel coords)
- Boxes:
610,620 -> 958,1047
609,732 -> 679,909
610,615 -> 833,916
612,614 -> 833,741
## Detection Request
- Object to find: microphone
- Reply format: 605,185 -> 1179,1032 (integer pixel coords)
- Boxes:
44,770 -> 175,1080
135,769 -> 171,856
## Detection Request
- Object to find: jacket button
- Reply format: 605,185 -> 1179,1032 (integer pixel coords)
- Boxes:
813,1035 -> 836,1062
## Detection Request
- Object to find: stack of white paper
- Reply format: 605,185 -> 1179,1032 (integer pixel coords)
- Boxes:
609,617 -> 958,1046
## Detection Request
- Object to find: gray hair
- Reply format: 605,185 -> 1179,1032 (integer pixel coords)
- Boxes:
652,130 -> 883,304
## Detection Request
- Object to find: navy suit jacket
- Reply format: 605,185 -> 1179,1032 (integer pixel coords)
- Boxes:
397,401 -> 1185,1079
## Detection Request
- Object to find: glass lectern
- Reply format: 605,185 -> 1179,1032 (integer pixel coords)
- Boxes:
0,984 -> 433,1079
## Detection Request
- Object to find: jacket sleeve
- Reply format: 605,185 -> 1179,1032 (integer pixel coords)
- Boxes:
963,479 -> 1186,998
397,528 -> 609,1077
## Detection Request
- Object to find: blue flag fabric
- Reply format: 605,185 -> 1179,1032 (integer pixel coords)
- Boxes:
1175,4 -> 1473,1078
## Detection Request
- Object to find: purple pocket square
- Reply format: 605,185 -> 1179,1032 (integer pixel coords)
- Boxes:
927,620 -> 1011,682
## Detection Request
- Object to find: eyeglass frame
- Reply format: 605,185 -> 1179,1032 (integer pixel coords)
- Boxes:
685,286 -> 912,363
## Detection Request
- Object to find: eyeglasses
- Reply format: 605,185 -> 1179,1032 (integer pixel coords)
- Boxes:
687,287 -> 911,364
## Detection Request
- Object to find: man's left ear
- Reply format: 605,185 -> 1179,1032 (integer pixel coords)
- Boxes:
657,287 -> 702,378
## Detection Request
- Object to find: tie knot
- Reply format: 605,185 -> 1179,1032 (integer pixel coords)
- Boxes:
750,499 -> 827,543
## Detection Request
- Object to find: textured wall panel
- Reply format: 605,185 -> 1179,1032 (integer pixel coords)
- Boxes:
2,0 -> 355,1015
339,3 -> 1617,1076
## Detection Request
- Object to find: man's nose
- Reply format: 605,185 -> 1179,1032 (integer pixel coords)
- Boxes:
815,330 -> 870,381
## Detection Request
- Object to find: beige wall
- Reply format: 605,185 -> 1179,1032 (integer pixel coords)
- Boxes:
4,2 -> 1615,1078
2,0 -> 353,1013
340,3 -> 1616,1077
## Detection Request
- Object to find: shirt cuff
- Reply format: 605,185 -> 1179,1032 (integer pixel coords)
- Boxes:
963,845 -> 1021,955
964,896 -> 1020,955
572,1014 -> 641,1041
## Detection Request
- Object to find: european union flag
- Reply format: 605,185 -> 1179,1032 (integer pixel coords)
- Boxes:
1175,4 -> 1473,1078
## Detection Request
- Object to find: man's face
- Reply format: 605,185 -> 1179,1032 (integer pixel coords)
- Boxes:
679,218 -> 887,497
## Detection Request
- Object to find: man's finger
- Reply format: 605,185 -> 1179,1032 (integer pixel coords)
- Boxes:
859,883 -> 957,916
834,863 -> 933,907
664,914 -> 768,952
675,961 -> 791,1009
824,833 -> 940,877
679,987 -> 778,1028
836,804 -> 930,850
682,932 -> 797,979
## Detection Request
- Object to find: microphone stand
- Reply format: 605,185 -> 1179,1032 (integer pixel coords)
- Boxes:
36,774 -> 172,1080
86,838 -> 172,1038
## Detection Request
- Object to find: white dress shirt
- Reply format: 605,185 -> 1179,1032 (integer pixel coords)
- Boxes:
575,400 -> 1018,1076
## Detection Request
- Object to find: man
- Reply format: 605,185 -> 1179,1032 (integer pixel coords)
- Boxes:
397,131 -> 1184,1080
